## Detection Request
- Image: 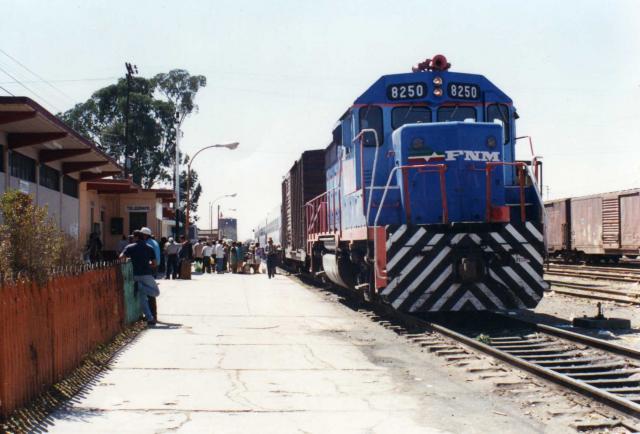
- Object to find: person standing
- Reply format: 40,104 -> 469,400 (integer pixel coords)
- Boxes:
202,241 -> 213,273
229,242 -> 238,274
193,239 -> 204,266
140,227 -> 160,320
265,238 -> 278,279
120,230 -> 160,326
215,240 -> 225,274
158,236 -> 168,274
223,242 -> 229,271
85,232 -> 103,263
254,242 -> 264,274
178,235 -> 193,279
236,242 -> 245,273
164,237 -> 180,279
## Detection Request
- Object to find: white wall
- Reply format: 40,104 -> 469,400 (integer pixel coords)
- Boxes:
38,186 -> 62,225
61,195 -> 79,237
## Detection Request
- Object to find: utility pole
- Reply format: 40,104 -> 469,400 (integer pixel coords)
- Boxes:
123,62 -> 137,178
174,111 -> 181,238
218,204 -> 221,239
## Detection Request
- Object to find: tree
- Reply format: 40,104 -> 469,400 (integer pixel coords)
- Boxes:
152,70 -> 207,123
58,69 -> 206,193
0,191 -> 81,283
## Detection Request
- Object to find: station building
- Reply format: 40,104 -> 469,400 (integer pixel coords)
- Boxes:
0,96 -> 177,255
0,96 -> 122,235
79,178 -> 175,255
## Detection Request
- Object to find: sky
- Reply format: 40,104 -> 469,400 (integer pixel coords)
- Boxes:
2,0 -> 639,238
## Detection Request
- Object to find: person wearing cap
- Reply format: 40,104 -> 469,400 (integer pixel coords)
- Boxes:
265,237 -> 278,279
140,227 -> 161,269
120,230 -> 160,326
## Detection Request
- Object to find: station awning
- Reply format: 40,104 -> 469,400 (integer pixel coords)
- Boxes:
0,96 -> 122,180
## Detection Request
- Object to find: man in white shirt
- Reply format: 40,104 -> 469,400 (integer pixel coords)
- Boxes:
214,240 -> 225,274
202,241 -> 214,273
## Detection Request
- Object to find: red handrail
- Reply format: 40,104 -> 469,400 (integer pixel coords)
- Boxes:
485,161 -> 527,223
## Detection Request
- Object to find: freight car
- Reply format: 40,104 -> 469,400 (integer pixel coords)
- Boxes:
545,189 -> 640,263
280,150 -> 326,265
274,55 -> 547,312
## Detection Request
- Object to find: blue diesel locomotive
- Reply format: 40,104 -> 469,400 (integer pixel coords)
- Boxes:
292,55 -> 547,312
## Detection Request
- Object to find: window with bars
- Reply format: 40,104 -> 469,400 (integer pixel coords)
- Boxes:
39,164 -> 60,191
63,175 -> 78,198
10,151 -> 36,182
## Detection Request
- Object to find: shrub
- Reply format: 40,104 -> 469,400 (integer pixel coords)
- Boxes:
0,190 -> 82,283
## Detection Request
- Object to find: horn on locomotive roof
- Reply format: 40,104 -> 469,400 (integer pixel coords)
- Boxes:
411,54 -> 451,72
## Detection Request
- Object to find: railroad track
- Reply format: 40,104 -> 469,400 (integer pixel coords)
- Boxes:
386,307 -> 640,420
545,279 -> 640,304
544,263 -> 640,304
545,263 -> 640,283
284,267 -> 640,426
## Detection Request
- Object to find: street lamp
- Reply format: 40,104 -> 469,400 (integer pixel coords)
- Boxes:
185,143 -> 239,238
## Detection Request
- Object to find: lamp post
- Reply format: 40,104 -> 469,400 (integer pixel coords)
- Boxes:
185,142 -> 239,239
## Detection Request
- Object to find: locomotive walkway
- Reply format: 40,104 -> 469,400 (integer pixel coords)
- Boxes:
46,272 -> 543,433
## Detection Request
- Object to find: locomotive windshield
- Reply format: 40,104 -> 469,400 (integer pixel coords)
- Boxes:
437,106 -> 477,122
358,105 -> 384,146
391,106 -> 432,129
487,103 -> 511,143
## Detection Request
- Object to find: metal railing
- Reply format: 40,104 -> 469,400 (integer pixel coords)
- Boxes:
484,161 -> 527,223
305,186 -> 341,236
373,163 -> 448,284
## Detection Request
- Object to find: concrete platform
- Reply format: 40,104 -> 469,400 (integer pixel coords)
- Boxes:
47,272 -> 543,433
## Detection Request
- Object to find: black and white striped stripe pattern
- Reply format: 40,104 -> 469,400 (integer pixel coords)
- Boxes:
381,222 -> 546,312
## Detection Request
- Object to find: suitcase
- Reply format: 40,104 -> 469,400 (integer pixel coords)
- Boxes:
180,260 -> 192,279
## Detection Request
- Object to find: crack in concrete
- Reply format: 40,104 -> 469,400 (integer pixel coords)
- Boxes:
302,344 -> 335,370
223,369 -> 265,410
161,411 -> 192,433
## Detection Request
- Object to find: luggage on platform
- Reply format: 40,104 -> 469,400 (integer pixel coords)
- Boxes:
180,260 -> 192,279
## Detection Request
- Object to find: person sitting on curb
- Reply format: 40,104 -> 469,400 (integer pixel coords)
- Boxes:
120,230 -> 160,326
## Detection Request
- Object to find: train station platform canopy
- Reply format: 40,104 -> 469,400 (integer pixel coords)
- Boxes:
0,96 -> 122,180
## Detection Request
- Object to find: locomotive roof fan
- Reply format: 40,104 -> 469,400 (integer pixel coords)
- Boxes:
411,54 -> 451,72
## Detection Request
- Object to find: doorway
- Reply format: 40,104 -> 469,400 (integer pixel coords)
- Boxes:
129,212 -> 147,235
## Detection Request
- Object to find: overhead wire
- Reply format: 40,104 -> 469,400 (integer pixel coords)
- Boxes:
0,48 -> 76,106
0,85 -> 13,96
0,61 -> 63,112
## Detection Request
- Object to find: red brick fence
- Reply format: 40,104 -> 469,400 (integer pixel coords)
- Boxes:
0,262 -> 137,420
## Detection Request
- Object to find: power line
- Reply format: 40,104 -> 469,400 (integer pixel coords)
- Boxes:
0,76 -> 118,84
0,48 -> 75,103
0,62 -> 63,112
0,85 -> 13,96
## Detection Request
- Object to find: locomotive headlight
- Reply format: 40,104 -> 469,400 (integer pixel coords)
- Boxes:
411,137 -> 425,149
433,87 -> 443,97
433,76 -> 443,86
487,136 -> 497,148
